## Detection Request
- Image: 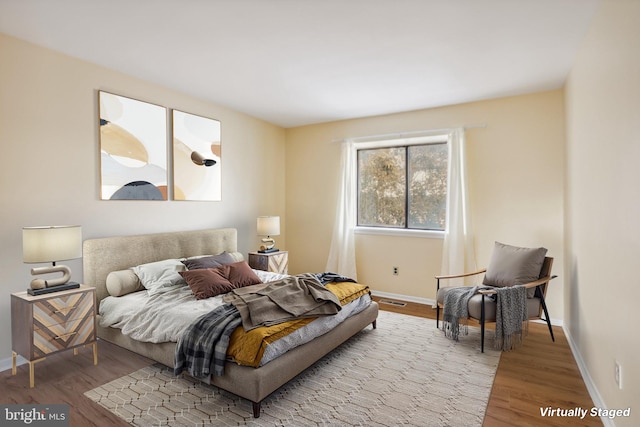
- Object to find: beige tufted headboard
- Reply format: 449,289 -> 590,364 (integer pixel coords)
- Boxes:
83,228 -> 238,303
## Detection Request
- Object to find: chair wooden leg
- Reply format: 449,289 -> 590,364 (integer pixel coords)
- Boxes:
539,293 -> 555,342
480,294 -> 485,353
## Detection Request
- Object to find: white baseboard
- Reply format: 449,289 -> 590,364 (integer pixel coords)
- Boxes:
370,290 -> 563,326
562,326 -> 614,427
0,354 -> 26,374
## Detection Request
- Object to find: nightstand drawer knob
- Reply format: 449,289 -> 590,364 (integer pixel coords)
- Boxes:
55,331 -> 77,340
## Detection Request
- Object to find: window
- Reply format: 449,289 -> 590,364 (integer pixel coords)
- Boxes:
357,139 -> 447,231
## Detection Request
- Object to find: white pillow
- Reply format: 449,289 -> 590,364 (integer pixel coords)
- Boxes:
132,259 -> 187,295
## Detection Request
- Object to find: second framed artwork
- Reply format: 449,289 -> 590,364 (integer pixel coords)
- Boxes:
172,110 -> 222,201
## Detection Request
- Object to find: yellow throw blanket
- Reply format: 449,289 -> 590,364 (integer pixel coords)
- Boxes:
226,281 -> 370,367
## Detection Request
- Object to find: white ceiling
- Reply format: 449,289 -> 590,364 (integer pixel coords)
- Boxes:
0,0 -> 599,128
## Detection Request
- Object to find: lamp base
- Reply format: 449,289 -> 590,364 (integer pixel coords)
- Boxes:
27,282 -> 80,296
258,248 -> 280,253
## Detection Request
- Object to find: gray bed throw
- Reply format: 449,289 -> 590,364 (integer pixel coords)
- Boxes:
224,273 -> 342,331
494,285 -> 528,351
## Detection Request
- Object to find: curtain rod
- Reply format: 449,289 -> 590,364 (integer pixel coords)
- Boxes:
331,123 -> 486,143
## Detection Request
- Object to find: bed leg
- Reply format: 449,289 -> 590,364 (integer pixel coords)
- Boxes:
372,319 -> 377,329
252,401 -> 261,418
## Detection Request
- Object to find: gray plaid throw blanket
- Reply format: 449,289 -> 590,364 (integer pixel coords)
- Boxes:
174,303 -> 241,378
494,285 -> 528,351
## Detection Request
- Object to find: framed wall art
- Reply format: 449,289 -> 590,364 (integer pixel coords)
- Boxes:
172,110 -> 221,201
98,91 -> 168,200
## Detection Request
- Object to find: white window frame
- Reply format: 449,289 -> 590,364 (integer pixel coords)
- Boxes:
353,134 -> 448,239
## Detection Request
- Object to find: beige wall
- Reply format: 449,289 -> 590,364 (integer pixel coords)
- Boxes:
0,33 -> 286,362
565,1 -> 640,423
285,90 -> 565,318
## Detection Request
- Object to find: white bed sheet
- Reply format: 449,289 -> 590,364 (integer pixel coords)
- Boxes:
260,293 -> 371,365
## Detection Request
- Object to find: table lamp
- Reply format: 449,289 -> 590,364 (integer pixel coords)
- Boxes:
257,216 -> 280,253
23,225 -> 82,295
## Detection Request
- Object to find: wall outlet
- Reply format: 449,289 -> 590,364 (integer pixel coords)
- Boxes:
615,361 -> 623,390
392,266 -> 399,276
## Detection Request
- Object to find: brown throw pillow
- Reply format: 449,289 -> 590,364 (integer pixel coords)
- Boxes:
180,267 -> 234,300
227,261 -> 263,288
180,261 -> 262,299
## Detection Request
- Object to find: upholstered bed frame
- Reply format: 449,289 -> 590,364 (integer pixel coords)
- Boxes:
83,228 -> 379,417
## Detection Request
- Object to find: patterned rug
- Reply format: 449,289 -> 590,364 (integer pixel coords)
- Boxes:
85,310 -> 500,426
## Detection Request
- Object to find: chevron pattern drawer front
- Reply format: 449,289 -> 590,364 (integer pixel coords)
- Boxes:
11,285 -> 98,387
267,253 -> 288,274
33,291 -> 94,329
32,291 -> 95,358
249,251 -> 288,274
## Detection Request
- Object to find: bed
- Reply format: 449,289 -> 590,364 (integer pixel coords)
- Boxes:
83,228 -> 378,417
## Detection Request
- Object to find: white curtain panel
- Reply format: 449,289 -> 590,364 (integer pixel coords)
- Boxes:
326,140 -> 358,280
441,128 -> 477,285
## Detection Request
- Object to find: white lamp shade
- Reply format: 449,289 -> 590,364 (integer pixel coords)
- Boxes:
23,225 -> 82,263
257,216 -> 280,236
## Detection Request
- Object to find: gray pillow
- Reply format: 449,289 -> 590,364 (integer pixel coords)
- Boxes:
182,252 -> 235,270
482,242 -> 547,298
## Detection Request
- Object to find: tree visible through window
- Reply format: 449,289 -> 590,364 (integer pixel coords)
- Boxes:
357,142 -> 447,230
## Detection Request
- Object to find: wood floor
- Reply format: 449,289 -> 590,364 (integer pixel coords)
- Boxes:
0,298 -> 602,427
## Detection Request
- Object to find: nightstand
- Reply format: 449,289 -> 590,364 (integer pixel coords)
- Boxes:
248,251 -> 288,274
11,284 -> 98,387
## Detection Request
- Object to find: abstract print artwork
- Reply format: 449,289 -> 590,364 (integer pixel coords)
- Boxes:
172,110 -> 221,201
99,91 -> 168,200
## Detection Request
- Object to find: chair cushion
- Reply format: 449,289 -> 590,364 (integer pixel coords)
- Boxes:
436,287 -> 447,305
482,242 -> 547,298
468,294 -> 542,321
438,287 -> 542,320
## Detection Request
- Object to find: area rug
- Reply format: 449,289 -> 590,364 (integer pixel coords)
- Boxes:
85,310 -> 500,426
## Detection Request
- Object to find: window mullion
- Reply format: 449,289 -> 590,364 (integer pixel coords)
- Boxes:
404,146 -> 409,229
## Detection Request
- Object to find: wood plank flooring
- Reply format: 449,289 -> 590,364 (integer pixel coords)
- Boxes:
0,298 -> 602,426
1,341 -> 147,426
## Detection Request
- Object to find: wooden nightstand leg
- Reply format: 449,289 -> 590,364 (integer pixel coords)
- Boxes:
12,351 -> 17,375
28,358 -> 45,388
92,342 -> 98,365
29,361 -> 34,388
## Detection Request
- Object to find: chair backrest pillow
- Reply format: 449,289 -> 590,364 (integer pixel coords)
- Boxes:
482,241 -> 547,298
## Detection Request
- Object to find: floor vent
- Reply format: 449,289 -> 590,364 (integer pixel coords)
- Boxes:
379,299 -> 407,307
